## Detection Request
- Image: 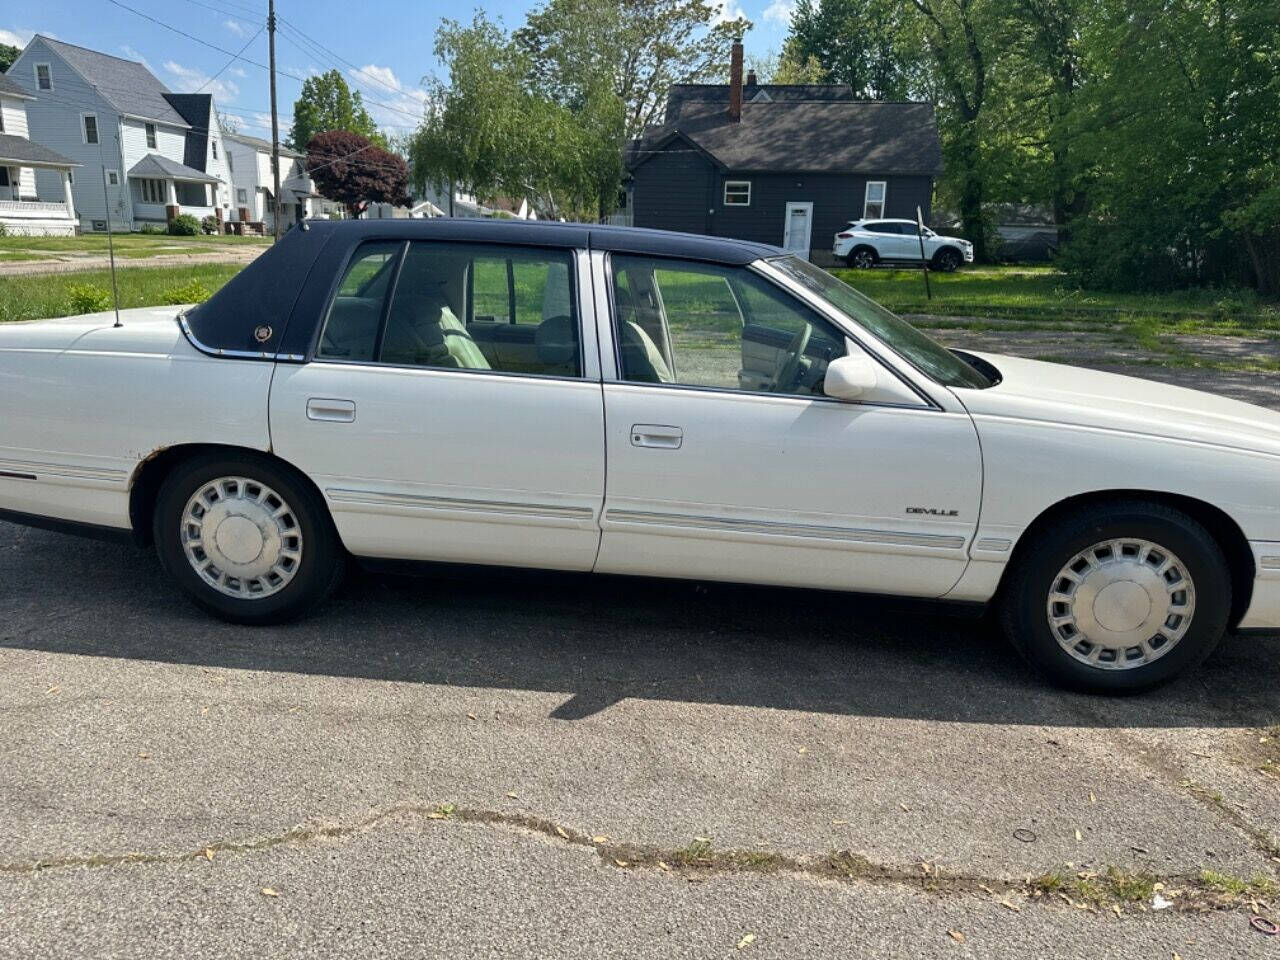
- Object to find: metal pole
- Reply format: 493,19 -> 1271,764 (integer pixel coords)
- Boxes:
98,138 -> 122,327
268,0 -> 282,242
916,205 -> 932,301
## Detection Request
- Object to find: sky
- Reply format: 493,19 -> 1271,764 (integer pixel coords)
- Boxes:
1,0 -> 794,141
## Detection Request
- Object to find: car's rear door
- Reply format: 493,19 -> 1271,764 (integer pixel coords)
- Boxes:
270,238 -> 605,571
591,252 -> 982,597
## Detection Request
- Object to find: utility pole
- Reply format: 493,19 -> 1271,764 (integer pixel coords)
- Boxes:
268,0 -> 282,242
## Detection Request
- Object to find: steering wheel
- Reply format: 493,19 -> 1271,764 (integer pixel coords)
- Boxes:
771,321 -> 812,393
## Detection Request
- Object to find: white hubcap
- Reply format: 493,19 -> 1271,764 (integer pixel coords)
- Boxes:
181,477 -> 303,598
1046,538 -> 1195,670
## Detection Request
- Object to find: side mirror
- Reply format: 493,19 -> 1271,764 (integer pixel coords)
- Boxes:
823,353 -> 881,401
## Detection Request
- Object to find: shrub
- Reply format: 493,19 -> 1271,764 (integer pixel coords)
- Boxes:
200,215 -> 220,235
0,222 -> 8,237
161,280 -> 211,305
167,213 -> 200,236
66,283 -> 113,314
139,222 -> 166,235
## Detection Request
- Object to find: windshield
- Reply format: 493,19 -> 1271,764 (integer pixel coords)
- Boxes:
768,256 -> 993,389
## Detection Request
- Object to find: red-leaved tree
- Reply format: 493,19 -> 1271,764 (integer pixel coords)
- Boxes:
305,130 -> 410,218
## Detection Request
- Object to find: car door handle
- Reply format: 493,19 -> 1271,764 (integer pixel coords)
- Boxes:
630,424 -> 683,449
307,398 -> 356,423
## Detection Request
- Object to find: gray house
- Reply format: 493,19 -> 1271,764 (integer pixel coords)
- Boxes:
625,44 -> 943,263
5,36 -> 232,231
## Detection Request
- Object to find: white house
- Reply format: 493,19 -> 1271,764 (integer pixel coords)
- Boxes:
5,36 -> 232,231
223,131 -> 342,232
0,72 -> 77,235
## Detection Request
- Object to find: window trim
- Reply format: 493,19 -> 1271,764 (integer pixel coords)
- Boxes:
863,180 -> 887,220
723,180 -> 751,207
310,238 -> 588,381
81,113 -> 99,145
145,122 -> 157,150
600,250 -> 937,411
34,62 -> 52,91
105,169 -> 119,187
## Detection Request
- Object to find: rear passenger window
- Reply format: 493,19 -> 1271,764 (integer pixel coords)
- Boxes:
316,240 -> 581,378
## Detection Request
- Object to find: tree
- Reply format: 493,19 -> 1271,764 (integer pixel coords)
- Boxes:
289,69 -> 386,152
216,110 -> 240,135
305,130 -> 409,218
412,13 -> 625,221
0,43 -> 20,74
514,0 -> 749,138
746,48 -> 827,84
783,0 -> 910,97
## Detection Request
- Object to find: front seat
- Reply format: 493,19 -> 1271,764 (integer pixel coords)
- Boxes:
618,321 -> 673,383
383,294 -> 490,370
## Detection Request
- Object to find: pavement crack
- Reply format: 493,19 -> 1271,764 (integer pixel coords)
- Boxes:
2,803 -> 1274,915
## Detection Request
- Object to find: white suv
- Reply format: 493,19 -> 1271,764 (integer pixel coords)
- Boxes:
833,219 -> 974,271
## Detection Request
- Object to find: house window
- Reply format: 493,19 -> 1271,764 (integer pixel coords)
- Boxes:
236,188 -> 247,204
106,170 -> 119,186
723,181 -> 751,206
0,168 -> 9,187
139,178 -> 166,204
863,181 -> 886,219
227,153 -> 234,173
82,114 -> 99,145
35,63 -> 52,91
145,123 -> 157,150
67,170 -> 73,185
0,109 -> 4,133
212,140 -> 218,160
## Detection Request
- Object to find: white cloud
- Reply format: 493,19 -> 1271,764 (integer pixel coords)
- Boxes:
119,45 -> 151,70
250,112 -> 292,134
218,112 -> 245,132
346,63 -> 427,129
0,27 -> 35,47
223,19 -> 246,37
712,0 -> 747,24
163,59 -> 239,104
762,0 -> 795,25
229,66 -> 247,78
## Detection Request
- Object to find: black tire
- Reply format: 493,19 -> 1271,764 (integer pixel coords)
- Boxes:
999,500 -> 1230,693
153,451 -> 345,625
845,246 -> 878,269
933,248 -> 962,272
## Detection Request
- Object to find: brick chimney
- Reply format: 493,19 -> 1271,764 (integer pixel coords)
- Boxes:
728,39 -> 744,123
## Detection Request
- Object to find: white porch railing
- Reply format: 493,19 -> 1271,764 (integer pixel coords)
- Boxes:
0,199 -> 73,219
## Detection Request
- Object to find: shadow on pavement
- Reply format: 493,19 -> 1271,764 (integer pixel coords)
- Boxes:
2,523 -> 1278,727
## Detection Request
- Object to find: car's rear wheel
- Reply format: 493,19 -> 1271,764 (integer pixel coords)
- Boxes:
933,248 -> 962,272
999,501 -> 1230,692
153,452 -> 344,624
846,246 -> 877,269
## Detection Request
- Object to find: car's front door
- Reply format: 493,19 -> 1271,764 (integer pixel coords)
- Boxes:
270,239 -> 605,571
593,253 -> 982,597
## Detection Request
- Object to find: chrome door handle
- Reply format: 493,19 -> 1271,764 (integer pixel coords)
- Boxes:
630,424 -> 683,449
307,398 -> 356,422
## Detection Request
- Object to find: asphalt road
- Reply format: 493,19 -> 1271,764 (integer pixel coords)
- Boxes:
2,510 -> 1279,959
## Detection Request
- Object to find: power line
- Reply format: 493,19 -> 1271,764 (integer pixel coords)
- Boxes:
199,22 -> 265,92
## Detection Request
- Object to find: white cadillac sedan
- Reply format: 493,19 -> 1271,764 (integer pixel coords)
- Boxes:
1,220 -> 1277,693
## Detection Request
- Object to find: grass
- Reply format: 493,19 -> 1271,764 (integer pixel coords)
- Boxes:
0,231 -> 271,261
0,263 -> 242,324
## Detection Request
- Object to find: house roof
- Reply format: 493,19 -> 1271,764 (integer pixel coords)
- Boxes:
128,152 -> 219,182
0,74 -> 35,100
224,131 -> 304,159
36,36 -> 190,127
162,93 -> 214,171
0,132 -> 76,167
628,95 -> 943,176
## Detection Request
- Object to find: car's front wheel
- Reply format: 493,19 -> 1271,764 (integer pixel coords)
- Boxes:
1000,501 -> 1230,692
153,452 -> 344,624
933,248 -> 962,272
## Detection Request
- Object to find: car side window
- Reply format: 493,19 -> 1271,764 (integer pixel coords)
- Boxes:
609,255 -> 846,397
316,241 -> 403,362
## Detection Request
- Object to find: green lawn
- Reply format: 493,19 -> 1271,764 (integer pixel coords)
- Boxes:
834,265 -> 1280,334
0,264 -> 243,324
0,232 -> 272,261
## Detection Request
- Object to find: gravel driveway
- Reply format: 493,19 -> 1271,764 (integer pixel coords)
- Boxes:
2,360 -> 1278,959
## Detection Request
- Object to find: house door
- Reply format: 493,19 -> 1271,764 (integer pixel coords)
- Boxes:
782,202 -> 813,260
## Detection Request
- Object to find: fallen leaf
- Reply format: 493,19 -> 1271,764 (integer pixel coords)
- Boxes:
466,713 -> 476,720
427,811 -> 447,820
555,826 -> 569,840
591,835 -> 609,844
200,706 -> 209,716
736,933 -> 756,949
1111,905 -> 1122,918
999,899 -> 1021,913
45,685 -> 60,695
137,752 -> 150,760
947,930 -> 966,944
657,861 -> 670,871
1089,791 -> 1097,804
694,836 -> 711,843
260,887 -> 279,898
899,803 -> 910,812
1173,953 -> 1182,960
978,884 -> 995,895
506,792 -> 518,799
1152,894 -> 1173,911
288,706 -> 300,714
613,858 -> 629,868
203,848 -> 215,862
831,819 -> 849,826
1075,829 -> 1083,842
797,747 -> 808,754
